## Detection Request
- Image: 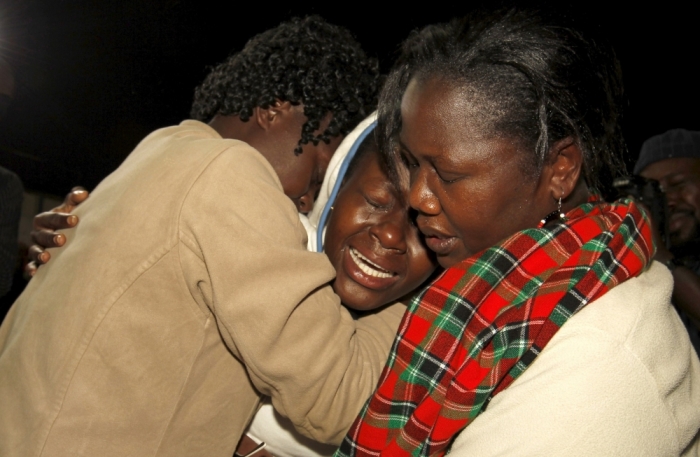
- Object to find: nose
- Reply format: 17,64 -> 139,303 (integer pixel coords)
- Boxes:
408,167 -> 440,215
370,217 -> 408,253
295,190 -> 315,214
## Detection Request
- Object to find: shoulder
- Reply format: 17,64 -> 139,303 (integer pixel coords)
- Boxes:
172,120 -> 281,189
560,261 -> 697,393
176,124 -> 303,248
127,120 -> 282,195
450,262 -> 700,456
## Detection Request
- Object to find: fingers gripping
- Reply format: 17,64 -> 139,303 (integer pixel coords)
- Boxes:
26,187 -> 89,275
60,187 -> 89,212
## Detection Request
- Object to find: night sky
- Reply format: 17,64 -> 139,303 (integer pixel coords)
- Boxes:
0,0 -> 697,197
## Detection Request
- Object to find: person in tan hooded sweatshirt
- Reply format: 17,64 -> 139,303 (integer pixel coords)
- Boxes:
0,16 -> 401,457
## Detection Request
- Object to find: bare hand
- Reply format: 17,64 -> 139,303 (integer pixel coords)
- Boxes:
25,187 -> 89,276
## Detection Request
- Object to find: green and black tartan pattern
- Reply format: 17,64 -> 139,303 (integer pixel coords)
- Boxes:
335,198 -> 653,457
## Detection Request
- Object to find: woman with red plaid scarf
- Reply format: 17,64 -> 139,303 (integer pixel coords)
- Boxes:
337,8 -> 700,457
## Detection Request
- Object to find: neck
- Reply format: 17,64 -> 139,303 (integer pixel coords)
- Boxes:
563,179 -> 590,212
208,114 -> 250,141
207,113 -> 277,170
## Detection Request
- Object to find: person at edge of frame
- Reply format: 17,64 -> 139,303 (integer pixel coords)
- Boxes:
635,129 -> 700,357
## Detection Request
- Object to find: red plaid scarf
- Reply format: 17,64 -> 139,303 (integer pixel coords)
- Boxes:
335,198 -> 653,457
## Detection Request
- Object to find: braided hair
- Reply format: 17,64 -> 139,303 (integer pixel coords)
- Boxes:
191,16 -> 380,154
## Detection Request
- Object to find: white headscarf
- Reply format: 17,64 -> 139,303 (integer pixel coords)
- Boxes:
300,112 -> 377,251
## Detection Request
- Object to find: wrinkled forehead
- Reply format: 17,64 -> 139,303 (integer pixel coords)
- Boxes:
406,69 -> 529,139
402,76 -> 497,141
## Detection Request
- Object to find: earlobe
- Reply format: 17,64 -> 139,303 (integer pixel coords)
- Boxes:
546,137 -> 583,201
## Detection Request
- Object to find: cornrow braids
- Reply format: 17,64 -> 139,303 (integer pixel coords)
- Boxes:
191,15 -> 380,155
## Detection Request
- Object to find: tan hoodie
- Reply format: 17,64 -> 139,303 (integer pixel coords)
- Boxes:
0,120 -> 402,457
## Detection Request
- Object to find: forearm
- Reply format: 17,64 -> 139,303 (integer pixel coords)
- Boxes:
280,301 -> 404,444
247,298 -> 403,445
180,147 -> 402,445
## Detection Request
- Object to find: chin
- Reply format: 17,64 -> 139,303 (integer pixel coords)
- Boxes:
332,278 -> 386,312
339,294 -> 384,312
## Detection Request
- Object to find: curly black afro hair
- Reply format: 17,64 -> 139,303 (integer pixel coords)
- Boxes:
191,15 -> 380,154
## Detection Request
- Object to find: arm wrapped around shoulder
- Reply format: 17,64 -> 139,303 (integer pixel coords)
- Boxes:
179,144 -> 405,445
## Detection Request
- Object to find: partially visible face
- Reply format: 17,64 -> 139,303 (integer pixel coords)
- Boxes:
324,148 -> 437,311
399,77 -> 552,268
640,157 -> 700,250
267,105 -> 343,214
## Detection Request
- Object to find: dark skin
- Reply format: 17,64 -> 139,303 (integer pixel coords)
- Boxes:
324,148 -> 436,311
26,101 -> 340,275
640,157 -> 700,323
399,76 -> 589,269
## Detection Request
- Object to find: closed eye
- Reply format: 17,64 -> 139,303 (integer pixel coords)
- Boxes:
400,149 -> 418,169
435,168 -> 463,184
365,195 -> 392,211
366,196 -> 381,208
362,186 -> 394,211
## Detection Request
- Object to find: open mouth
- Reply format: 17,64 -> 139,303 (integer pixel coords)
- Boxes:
349,247 -> 394,278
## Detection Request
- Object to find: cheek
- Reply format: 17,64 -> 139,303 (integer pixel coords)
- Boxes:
278,171 -> 307,199
406,255 -> 436,293
285,155 -> 316,198
441,181 -> 539,256
322,219 -> 343,268
440,186 -> 494,243
323,230 -> 365,308
686,187 -> 700,216
322,198 -> 365,271
402,238 -> 437,293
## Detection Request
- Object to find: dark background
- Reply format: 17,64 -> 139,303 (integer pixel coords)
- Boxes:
0,0 -> 698,197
